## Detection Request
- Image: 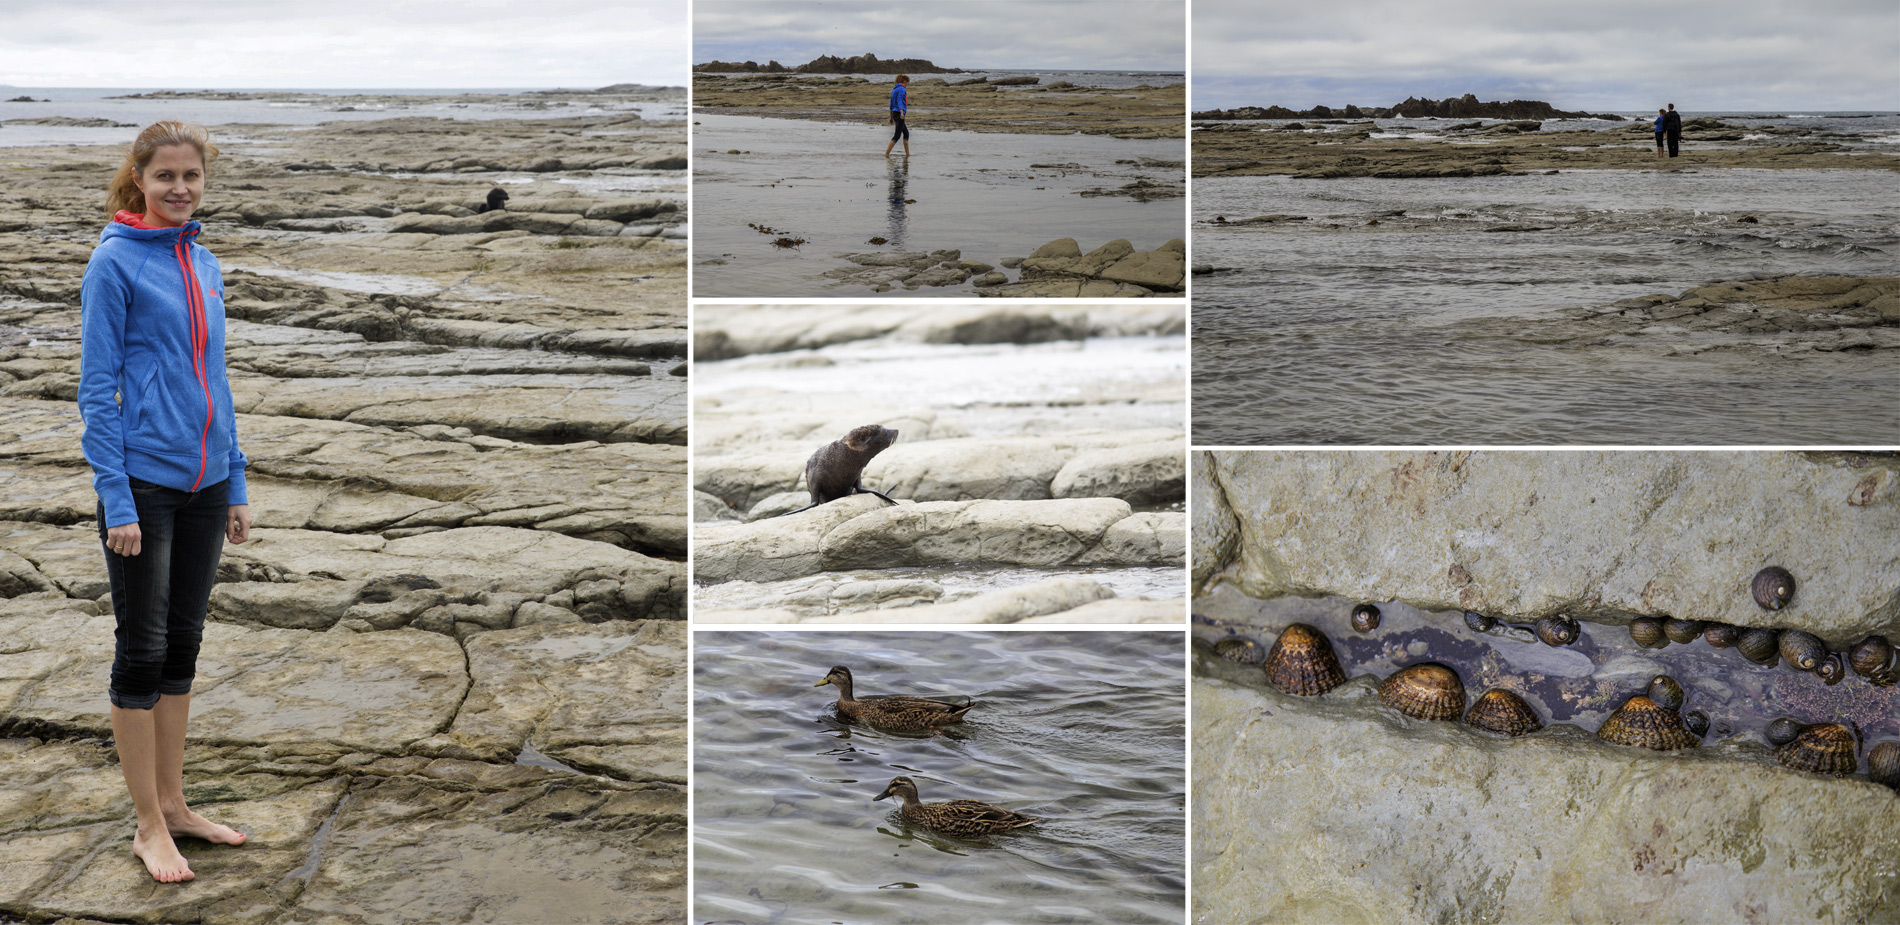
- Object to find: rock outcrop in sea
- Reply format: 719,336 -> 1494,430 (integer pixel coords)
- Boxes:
1193,93 -> 1624,121
694,53 -> 963,74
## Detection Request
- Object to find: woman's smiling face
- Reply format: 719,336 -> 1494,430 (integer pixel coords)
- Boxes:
136,144 -> 205,227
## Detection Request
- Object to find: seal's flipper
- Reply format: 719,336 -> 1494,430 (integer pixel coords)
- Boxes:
853,481 -> 899,505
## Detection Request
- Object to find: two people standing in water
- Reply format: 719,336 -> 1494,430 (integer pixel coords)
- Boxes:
1654,103 -> 1683,158
79,120 -> 252,882
885,73 -> 911,157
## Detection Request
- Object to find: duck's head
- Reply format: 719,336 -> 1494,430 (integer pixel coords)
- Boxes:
815,665 -> 853,689
873,775 -> 918,802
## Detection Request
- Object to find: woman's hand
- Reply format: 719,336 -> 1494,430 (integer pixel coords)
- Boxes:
105,523 -> 142,557
227,504 -> 252,545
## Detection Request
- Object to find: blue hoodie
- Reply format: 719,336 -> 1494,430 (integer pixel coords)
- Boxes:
891,83 -> 907,114
79,213 -> 248,528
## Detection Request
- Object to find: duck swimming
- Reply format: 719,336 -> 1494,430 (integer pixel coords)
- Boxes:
814,665 -> 975,732
872,775 -> 1039,836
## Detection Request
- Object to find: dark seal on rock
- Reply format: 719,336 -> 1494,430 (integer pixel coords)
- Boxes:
475,187 -> 510,213
781,424 -> 901,516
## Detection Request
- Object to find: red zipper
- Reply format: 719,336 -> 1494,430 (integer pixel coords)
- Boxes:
172,229 -> 212,490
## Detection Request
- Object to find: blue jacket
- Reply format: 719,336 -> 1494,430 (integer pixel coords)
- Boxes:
891,83 -> 907,113
1654,113 -> 1666,132
79,214 -> 248,527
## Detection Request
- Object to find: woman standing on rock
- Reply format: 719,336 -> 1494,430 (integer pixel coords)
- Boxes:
78,120 -> 252,883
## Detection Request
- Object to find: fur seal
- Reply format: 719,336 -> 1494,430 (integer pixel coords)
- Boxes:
781,424 -> 900,516
475,187 -> 509,213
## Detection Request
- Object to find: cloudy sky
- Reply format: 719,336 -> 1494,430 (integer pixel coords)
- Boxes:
0,0 -> 688,88
1195,0 -> 1899,112
695,1 -> 1185,72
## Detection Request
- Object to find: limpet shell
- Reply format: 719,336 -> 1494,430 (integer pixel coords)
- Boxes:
1464,688 -> 1542,737
1378,663 -> 1466,721
1213,637 -> 1266,665
1262,623 -> 1347,696
1351,604 -> 1382,634
1752,566 -> 1795,611
1774,723 -> 1857,776
1596,695 -> 1700,751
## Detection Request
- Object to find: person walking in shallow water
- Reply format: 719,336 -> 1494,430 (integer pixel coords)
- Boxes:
1664,103 -> 1683,158
80,120 -> 253,883
885,73 -> 911,158
1653,108 -> 1667,159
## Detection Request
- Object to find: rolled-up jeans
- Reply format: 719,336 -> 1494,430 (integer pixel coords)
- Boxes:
97,476 -> 228,710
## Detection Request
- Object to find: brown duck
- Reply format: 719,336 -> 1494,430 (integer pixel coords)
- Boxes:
815,665 -> 975,732
872,776 -> 1039,836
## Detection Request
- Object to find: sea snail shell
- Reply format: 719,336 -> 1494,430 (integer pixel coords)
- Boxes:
1533,616 -> 1579,647
1737,628 -> 1781,666
1645,675 -> 1685,712
1628,617 -> 1668,649
1764,717 -> 1806,748
1870,742 -> 1900,792
1662,618 -> 1705,645
1703,622 -> 1741,649
1751,566 -> 1795,611
1778,630 -> 1826,673
1351,604 -> 1382,634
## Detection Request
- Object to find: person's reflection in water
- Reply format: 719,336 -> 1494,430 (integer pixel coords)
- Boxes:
885,155 -> 909,250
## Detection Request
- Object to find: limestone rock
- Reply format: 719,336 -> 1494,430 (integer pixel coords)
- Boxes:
1193,656 -> 1900,923
1199,451 -> 1900,645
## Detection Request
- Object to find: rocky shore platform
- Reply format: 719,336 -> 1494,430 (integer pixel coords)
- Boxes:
693,74 -> 1184,139
818,236 -> 1186,297
1192,451 -> 1900,921
1193,116 -> 1899,178
0,89 -> 688,920
694,305 -> 1185,624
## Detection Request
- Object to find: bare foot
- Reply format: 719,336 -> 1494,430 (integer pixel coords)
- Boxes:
167,807 -> 248,845
132,828 -> 194,883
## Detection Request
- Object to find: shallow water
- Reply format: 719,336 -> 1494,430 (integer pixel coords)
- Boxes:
694,630 -> 1186,925
1193,586 -> 1898,772
696,565 -> 1186,613
692,114 -> 1184,297
1193,167 -> 1900,444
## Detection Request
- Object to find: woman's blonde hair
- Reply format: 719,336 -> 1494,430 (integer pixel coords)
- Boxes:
105,121 -> 219,217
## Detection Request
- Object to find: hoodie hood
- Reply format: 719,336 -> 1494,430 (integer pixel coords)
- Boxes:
103,210 -> 202,241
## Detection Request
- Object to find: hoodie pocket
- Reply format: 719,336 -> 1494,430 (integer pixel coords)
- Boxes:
125,365 -> 158,434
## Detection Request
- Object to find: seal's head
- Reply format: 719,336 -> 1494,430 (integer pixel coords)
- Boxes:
842,424 -> 899,455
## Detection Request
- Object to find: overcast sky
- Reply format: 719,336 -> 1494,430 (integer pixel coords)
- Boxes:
695,1 -> 1185,72
1195,0 -> 1899,112
0,0 -> 688,89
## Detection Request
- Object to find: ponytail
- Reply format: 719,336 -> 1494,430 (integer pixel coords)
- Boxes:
105,121 -> 219,218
